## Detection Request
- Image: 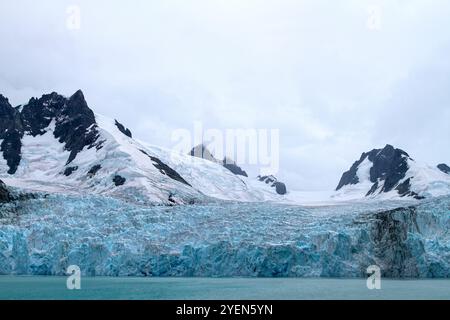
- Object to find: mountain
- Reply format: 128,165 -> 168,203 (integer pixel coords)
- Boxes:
189,144 -> 248,177
0,91 -> 284,204
189,144 -> 289,194
2,91 -> 448,205
437,163 -> 450,174
1,93 -> 449,279
335,144 -> 450,199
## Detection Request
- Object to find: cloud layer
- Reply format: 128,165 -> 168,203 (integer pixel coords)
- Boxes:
1,0 -> 449,190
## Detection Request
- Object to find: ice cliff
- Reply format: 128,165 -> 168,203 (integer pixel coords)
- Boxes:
1,194 -> 448,278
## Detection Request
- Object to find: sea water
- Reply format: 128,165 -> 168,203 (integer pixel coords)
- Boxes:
0,276 -> 448,300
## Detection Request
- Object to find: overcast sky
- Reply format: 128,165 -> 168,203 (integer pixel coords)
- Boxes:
1,0 -> 449,191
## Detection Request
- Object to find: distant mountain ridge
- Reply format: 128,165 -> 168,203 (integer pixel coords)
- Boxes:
336,144 -> 450,199
189,144 -> 288,194
0,90 -> 285,205
189,144 -> 248,177
1,91 -> 449,204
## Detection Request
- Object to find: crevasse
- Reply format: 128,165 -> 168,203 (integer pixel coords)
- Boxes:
0,195 -> 449,278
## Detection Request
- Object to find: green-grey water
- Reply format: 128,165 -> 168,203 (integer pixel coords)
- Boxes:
0,277 -> 448,300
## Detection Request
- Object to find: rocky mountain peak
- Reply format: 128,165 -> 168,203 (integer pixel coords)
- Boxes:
0,94 -> 12,109
65,90 -> 91,116
0,90 -> 103,173
189,144 -> 217,163
336,144 -> 423,198
189,144 -> 248,177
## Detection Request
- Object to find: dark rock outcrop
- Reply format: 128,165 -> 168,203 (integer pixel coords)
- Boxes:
140,149 -> 191,187
437,163 -> 450,174
274,182 -> 287,195
189,144 -> 248,177
1,90 -> 104,174
113,175 -> 126,186
114,120 -> 132,138
87,164 -> 102,177
223,157 -> 248,177
0,179 -> 12,203
20,92 -> 66,136
257,175 -> 287,195
21,90 -> 103,165
370,206 -> 422,277
0,95 -> 23,174
189,144 -> 217,162
395,178 -> 424,200
53,90 -> 103,164
336,144 -> 416,198
0,179 -> 36,203
63,166 -> 78,176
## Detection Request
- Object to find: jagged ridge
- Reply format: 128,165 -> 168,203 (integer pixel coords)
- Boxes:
336,144 -> 450,199
1,91 -> 285,204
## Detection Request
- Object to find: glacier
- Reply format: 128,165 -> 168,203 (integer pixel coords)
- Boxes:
1,193 -> 449,278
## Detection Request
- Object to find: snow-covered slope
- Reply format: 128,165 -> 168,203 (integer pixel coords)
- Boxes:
335,145 -> 450,200
0,91 -> 284,204
1,91 -> 449,205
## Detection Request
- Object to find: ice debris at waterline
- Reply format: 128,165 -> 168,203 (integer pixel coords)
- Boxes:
0,195 -> 449,278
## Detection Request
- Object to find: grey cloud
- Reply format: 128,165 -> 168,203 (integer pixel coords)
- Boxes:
1,0 -> 449,190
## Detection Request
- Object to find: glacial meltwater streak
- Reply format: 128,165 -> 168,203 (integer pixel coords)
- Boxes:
0,277 -> 449,300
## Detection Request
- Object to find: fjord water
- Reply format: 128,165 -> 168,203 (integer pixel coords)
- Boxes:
0,276 -> 449,300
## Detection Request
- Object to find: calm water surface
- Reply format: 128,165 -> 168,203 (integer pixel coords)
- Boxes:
0,277 -> 448,300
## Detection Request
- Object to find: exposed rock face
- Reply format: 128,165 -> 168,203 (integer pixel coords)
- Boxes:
22,90 -> 103,165
190,144 -> 217,163
113,175 -> 126,186
63,166 -> 78,176
0,179 -> 12,203
257,175 -> 287,195
437,163 -> 450,174
114,119 -> 132,138
140,149 -> 191,187
54,90 -> 103,164
87,164 -> 102,177
369,206 -> 422,277
1,90 -> 104,174
223,157 -> 248,177
274,182 -> 287,195
0,95 -> 23,174
189,144 -> 248,177
336,144 -> 422,198
0,179 -> 36,204
394,178 -> 424,200
337,145 -> 409,191
20,92 -> 66,136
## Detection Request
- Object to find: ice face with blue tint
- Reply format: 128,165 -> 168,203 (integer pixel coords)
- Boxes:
0,195 -> 449,278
